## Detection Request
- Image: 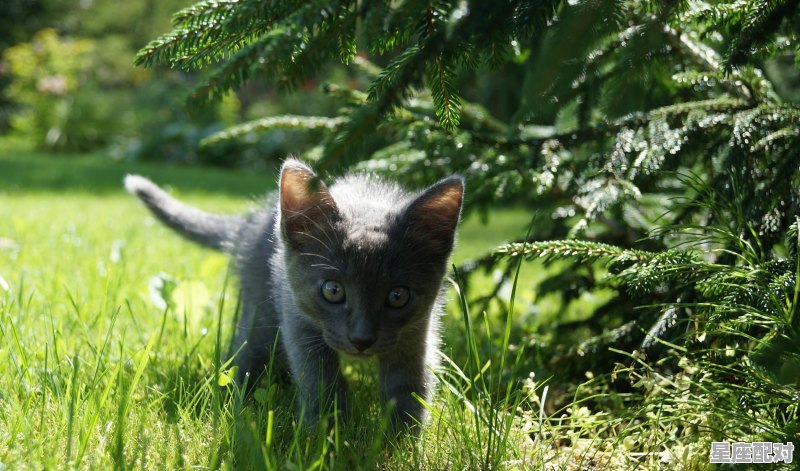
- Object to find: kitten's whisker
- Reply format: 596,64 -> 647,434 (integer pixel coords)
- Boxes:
294,212 -> 339,249
296,230 -> 334,253
299,252 -> 334,263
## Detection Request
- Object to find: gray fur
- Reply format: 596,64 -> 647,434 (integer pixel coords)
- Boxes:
125,160 -> 463,431
124,175 -> 243,251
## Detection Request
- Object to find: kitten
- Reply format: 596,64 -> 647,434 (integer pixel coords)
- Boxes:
124,159 -> 464,431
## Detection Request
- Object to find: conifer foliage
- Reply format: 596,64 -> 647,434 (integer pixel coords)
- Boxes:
139,0 -> 800,463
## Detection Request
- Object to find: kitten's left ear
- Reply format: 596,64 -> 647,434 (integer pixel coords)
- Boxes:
403,176 -> 464,254
279,159 -> 338,248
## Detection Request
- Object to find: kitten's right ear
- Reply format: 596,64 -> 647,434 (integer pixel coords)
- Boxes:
402,175 -> 464,257
279,159 -> 338,248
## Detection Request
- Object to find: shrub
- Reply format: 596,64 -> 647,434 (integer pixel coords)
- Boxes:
3,29 -> 126,150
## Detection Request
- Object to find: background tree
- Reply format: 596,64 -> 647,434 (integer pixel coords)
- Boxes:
137,0 -> 800,464
0,0 -> 69,130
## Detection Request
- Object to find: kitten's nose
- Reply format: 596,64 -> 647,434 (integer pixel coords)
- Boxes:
348,333 -> 377,352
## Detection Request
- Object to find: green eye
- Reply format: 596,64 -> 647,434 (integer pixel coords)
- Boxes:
321,280 -> 345,303
386,286 -> 410,308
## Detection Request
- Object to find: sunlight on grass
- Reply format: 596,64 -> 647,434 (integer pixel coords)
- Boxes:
4,147 -> 763,470
0,148 -> 559,469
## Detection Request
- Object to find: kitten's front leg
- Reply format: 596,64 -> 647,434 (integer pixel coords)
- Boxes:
379,348 -> 433,433
229,300 -> 282,387
282,315 -> 348,424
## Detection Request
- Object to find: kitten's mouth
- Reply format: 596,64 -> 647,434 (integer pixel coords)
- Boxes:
322,335 -> 375,357
343,351 -> 373,358
336,345 -> 381,358
323,331 -> 394,357
334,345 -> 376,357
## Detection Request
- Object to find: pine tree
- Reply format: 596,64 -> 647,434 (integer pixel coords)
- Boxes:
138,0 -> 800,460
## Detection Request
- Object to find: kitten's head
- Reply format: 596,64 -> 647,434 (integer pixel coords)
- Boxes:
278,159 -> 463,356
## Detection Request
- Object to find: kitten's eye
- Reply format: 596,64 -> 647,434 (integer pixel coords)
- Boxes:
385,286 -> 410,308
321,280 -> 345,304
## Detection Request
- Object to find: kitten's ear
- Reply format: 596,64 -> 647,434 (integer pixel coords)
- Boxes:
403,176 -> 464,255
279,159 -> 338,248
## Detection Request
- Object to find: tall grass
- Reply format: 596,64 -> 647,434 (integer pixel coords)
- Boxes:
0,147 -> 541,469
3,147 -> 795,469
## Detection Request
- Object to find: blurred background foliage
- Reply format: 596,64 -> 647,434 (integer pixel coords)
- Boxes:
0,0 -> 342,166
2,0 -> 799,465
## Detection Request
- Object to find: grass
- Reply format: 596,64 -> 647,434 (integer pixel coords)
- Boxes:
0,143 -> 550,469
6,143 -> 790,469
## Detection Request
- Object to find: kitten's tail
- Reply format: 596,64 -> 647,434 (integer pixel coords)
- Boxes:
124,175 -> 242,251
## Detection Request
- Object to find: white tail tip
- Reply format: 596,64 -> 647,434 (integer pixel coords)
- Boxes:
124,174 -> 159,196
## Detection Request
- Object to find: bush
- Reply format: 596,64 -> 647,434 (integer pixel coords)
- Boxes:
2,29 -> 126,150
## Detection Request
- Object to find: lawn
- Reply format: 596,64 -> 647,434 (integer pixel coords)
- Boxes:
3,0 -> 798,466
0,144 -> 567,469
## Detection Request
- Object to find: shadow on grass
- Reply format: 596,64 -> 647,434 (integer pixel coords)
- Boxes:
0,146 -> 277,196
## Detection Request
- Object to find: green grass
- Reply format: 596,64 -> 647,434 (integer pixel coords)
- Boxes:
0,144 -> 561,469
7,144 -> 786,470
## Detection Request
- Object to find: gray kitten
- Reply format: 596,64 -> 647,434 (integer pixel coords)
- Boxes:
124,159 -> 464,431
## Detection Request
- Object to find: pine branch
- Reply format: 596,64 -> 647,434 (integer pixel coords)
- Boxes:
493,239 -> 654,265
471,97 -> 752,150
174,26 -> 267,71
317,103 -> 384,171
171,0 -> 242,28
278,3 -> 358,89
426,56 -> 461,131
752,127 -> 800,151
367,44 -> 424,101
663,25 -> 755,102
494,239 -> 710,297
199,115 -> 346,147
319,41 -> 436,170
321,83 -> 368,106
187,0 -> 339,104
350,56 -> 382,78
188,28 -> 292,104
725,0 -> 800,68
136,21 -> 255,69
364,0 -> 425,55
512,0 -> 562,40
135,0 -> 286,69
